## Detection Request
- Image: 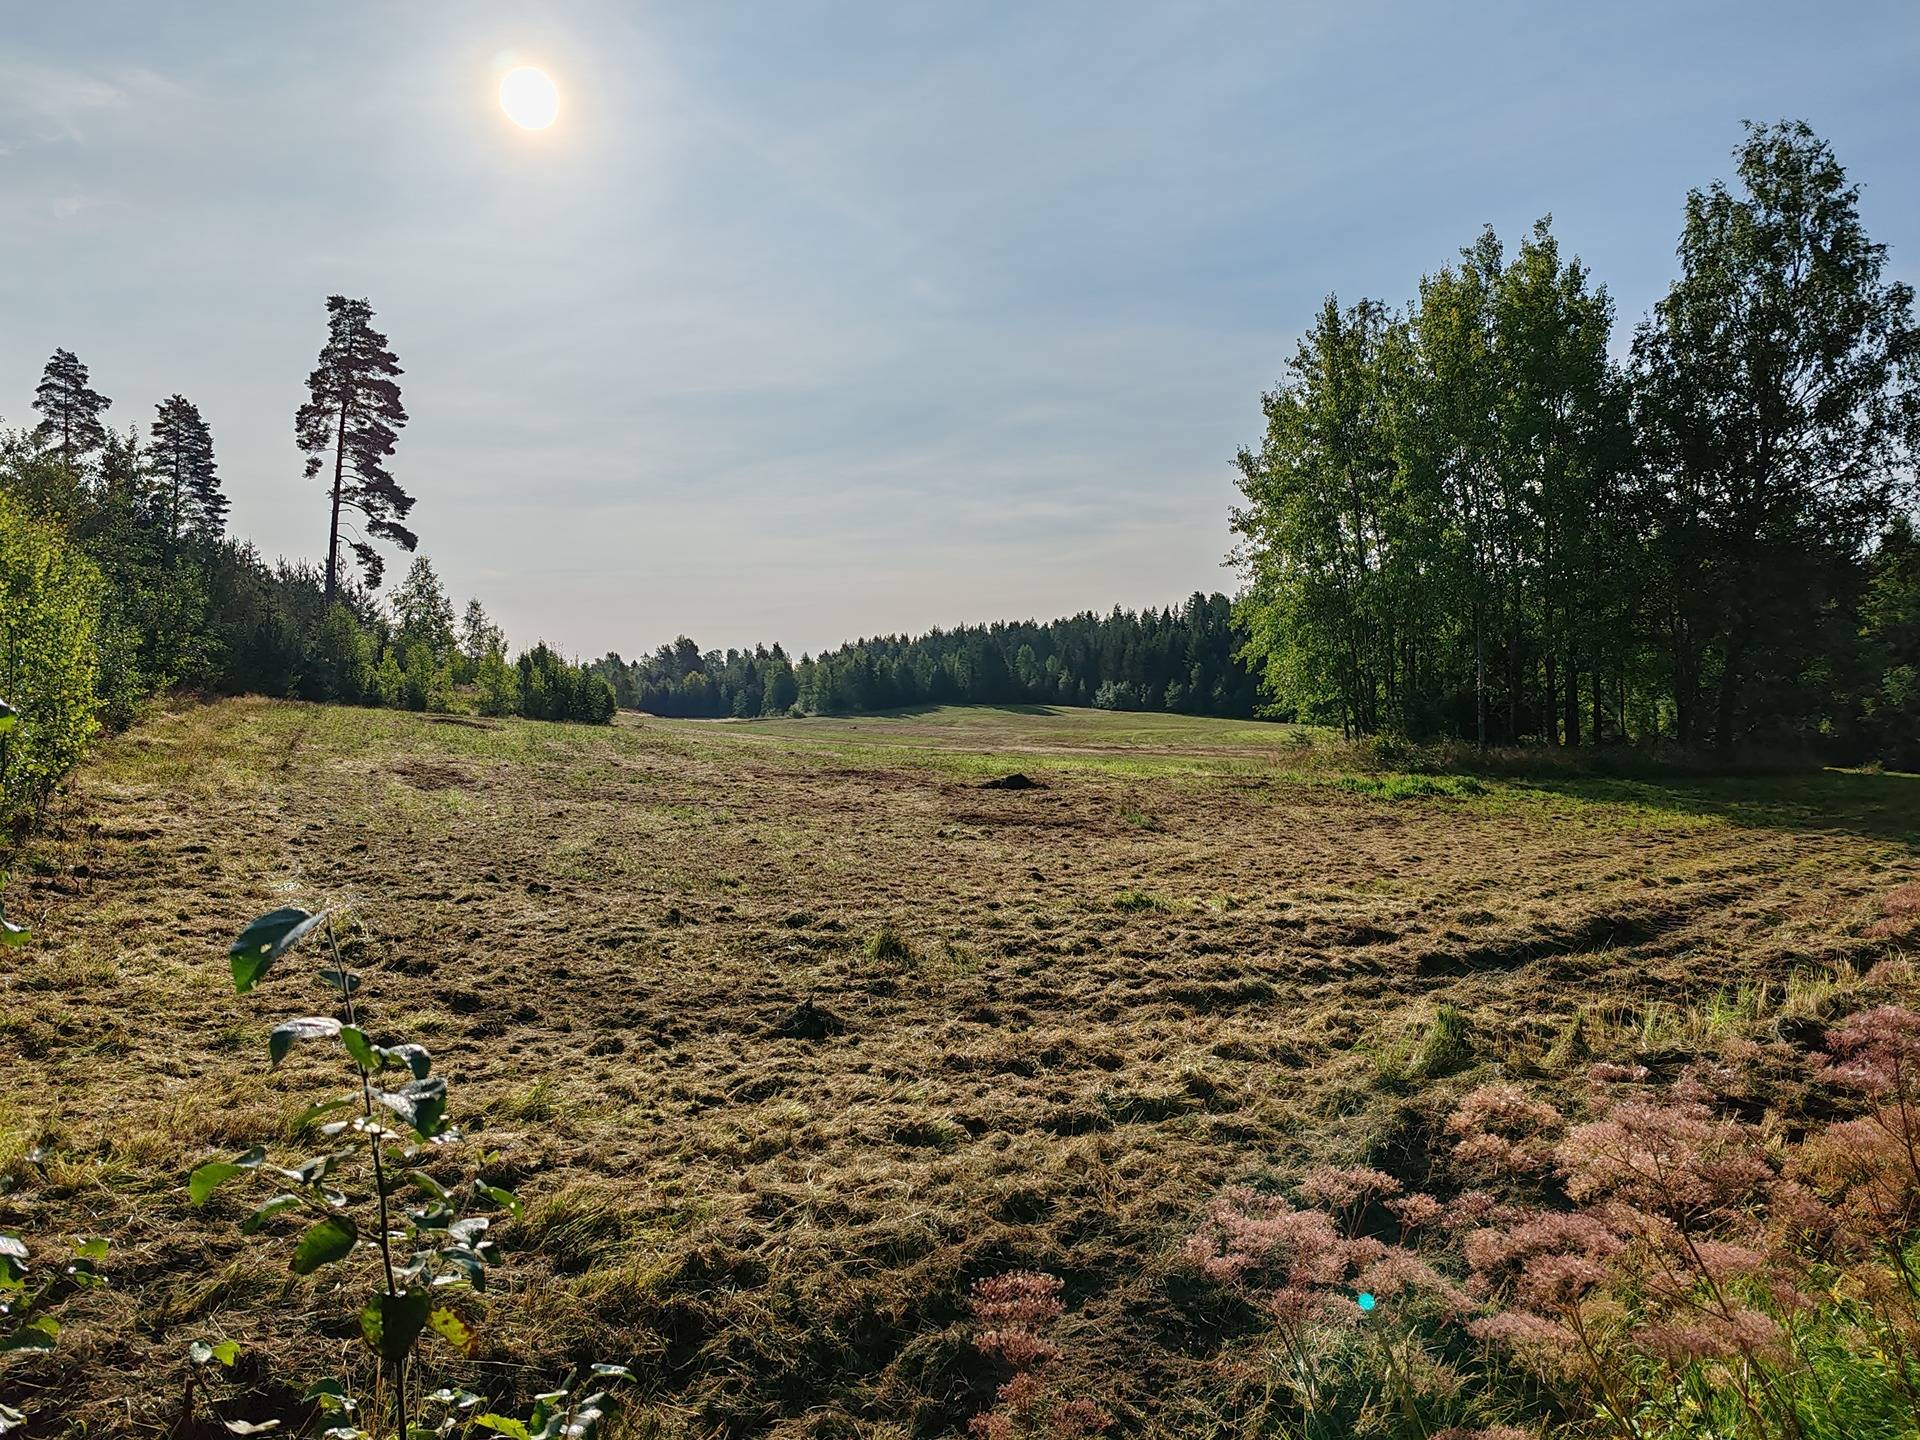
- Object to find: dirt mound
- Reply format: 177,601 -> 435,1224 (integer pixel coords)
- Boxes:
979,772 -> 1045,790
771,998 -> 847,1040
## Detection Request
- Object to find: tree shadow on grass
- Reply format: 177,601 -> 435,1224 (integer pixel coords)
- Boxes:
1515,768 -> 1920,847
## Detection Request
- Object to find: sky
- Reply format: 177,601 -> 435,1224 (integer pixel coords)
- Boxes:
3,2 -> 1917,660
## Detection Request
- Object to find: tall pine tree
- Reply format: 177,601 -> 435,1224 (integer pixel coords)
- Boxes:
32,348 -> 112,473
149,394 -> 227,557
294,295 -> 417,600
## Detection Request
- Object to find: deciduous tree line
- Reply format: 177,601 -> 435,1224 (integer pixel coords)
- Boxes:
591,593 -> 1259,718
1233,122 -> 1920,758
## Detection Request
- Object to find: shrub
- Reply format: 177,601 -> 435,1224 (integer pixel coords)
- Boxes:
475,649 -> 520,717
369,649 -> 403,708
189,904 -> 635,1435
312,604 -> 373,703
515,643 -> 615,724
0,490 -> 101,838
1181,1013 -> 1920,1439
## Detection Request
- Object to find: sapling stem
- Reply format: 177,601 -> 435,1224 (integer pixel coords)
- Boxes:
325,914 -> 406,1439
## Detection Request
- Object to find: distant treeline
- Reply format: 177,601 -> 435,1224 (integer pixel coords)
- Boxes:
590,593 -> 1261,718
1233,122 -> 1920,763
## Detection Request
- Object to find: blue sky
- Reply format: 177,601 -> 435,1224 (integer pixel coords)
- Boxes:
3,2 -> 1916,658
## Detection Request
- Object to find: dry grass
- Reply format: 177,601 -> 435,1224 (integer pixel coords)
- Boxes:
1,698 -> 1916,1435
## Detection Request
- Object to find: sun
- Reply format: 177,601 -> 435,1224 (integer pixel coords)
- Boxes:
499,65 -> 559,131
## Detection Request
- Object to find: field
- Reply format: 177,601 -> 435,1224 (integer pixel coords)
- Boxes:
3,699 -> 1918,1436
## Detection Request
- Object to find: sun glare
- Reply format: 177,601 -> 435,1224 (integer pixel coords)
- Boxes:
499,65 -> 559,130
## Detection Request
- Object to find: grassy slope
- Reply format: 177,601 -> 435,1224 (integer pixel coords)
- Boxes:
1,700 -> 1916,1435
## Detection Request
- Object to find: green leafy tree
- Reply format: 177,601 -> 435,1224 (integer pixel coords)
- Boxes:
458,598 -> 505,683
314,605 -> 374,704
1632,120 -> 1920,747
295,296 -> 418,601
1861,516 -> 1920,769
31,348 -> 111,474
475,649 -> 520,717
369,649 -> 403,708
1488,219 -> 1631,745
0,491 -> 102,836
1233,296 -> 1416,737
390,556 -> 456,665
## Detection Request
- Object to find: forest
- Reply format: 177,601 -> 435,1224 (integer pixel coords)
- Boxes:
0,304 -> 619,831
1232,121 -> 1920,763
590,593 -> 1259,718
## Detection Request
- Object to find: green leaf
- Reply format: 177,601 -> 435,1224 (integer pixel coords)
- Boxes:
301,1378 -> 356,1414
241,1194 -> 303,1234
382,1043 -> 432,1080
0,698 -> 17,735
475,1182 -> 522,1220
229,907 -> 329,993
292,1097 -> 355,1131
318,967 -> 360,995
375,1078 -> 448,1137
0,915 -> 28,948
210,1339 -> 240,1366
436,1245 -> 489,1291
339,1026 -> 377,1072
189,1146 -> 266,1206
290,1214 -> 358,1274
1,1316 -> 58,1352
360,1290 -> 432,1363
269,1016 -> 342,1068
446,1216 -> 489,1247
473,1419 -> 532,1440
70,1238 -> 108,1263
405,1170 -> 449,1201
426,1306 -> 475,1354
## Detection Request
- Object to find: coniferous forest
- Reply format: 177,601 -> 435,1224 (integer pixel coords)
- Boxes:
589,594 -> 1258,719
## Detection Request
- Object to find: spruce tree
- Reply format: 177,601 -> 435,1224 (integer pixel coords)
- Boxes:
294,295 -> 417,600
32,348 -> 112,473
149,394 -> 227,557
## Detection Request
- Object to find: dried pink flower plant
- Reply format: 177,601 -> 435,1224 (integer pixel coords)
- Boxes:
1447,1083 -> 1562,1178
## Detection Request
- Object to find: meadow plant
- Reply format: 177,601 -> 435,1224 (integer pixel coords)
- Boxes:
966,1271 -> 1109,1439
187,904 -> 632,1439
1183,1008 -> 1920,1439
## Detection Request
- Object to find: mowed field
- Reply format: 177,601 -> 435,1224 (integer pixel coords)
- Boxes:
3,699 -> 1918,1435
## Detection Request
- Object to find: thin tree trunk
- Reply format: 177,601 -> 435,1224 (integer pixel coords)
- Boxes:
1474,604 -> 1487,749
1563,648 -> 1581,747
325,379 -> 350,606
1715,628 -> 1747,753
1545,652 -> 1559,747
